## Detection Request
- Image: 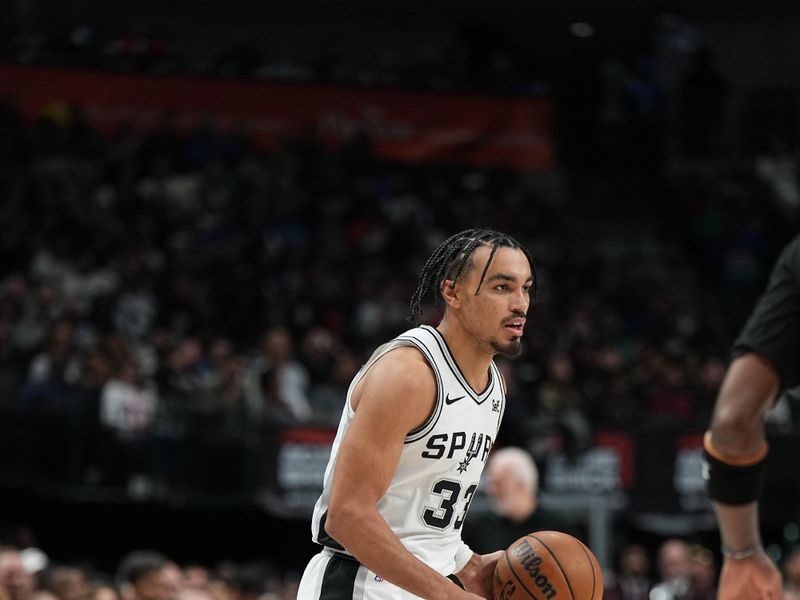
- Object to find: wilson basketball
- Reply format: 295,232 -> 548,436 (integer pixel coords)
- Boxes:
493,531 -> 603,600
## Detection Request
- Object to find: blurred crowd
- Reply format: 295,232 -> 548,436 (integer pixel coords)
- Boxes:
6,533 -> 800,600
607,538 -> 800,600
1,80 -> 799,490
0,543 -> 300,600
0,534 -> 717,600
2,11 -> 546,94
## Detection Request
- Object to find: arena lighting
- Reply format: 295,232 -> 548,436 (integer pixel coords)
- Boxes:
569,22 -> 595,38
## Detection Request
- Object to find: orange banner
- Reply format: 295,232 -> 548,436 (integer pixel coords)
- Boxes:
0,65 -> 554,170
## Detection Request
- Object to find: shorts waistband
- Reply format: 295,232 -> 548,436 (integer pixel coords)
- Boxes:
320,547 -> 463,587
321,546 -> 358,561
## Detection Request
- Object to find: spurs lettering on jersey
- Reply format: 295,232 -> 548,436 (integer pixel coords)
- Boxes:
421,431 -> 494,473
311,325 -> 506,574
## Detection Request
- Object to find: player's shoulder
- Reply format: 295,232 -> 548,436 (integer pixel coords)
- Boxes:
366,344 -> 434,388
352,342 -> 436,418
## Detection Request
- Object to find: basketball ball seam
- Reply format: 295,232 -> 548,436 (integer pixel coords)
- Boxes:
576,541 -> 598,600
529,534 -> 576,600
503,550 -> 544,600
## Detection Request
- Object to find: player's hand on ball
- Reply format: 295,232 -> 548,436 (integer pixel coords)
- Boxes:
718,551 -> 783,600
455,551 -> 504,598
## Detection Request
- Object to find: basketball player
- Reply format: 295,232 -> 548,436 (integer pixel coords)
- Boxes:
704,234 -> 800,600
297,229 -> 536,599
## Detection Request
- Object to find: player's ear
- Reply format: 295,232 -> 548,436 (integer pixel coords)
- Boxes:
440,279 -> 462,309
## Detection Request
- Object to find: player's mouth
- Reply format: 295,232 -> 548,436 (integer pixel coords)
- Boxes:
503,318 -> 525,336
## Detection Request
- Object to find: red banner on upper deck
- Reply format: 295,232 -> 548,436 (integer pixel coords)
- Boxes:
0,65 -> 554,170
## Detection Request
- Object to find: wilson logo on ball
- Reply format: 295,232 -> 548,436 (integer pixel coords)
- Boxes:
512,539 -> 557,599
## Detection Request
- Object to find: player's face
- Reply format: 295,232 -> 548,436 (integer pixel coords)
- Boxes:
460,246 -> 532,357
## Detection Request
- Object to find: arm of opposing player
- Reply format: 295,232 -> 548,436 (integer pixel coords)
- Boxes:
324,347 -> 480,599
709,353 -> 783,600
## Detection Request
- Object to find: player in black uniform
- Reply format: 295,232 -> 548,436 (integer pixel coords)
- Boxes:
704,234 -> 800,600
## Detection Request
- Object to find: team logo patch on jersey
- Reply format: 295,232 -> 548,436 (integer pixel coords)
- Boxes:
456,433 -> 484,474
492,399 -> 501,413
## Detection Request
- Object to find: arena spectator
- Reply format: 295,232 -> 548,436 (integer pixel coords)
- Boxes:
100,360 -> 158,438
462,447 -> 578,555
115,552 -> 179,600
179,567 -> 208,593
307,350 -> 358,426
0,548 -> 34,600
99,358 -> 158,485
39,566 -> 87,600
784,548 -> 800,600
243,327 -> 311,424
650,539 -> 693,600
688,545 -> 717,600
603,544 -> 652,600
84,582 -> 119,600
21,321 -> 82,412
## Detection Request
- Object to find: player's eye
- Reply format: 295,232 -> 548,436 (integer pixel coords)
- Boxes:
494,284 -> 508,291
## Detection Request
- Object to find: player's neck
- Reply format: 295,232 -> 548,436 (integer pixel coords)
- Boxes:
435,320 -> 492,392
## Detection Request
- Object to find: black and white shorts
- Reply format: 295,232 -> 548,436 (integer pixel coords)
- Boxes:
297,549 -> 432,599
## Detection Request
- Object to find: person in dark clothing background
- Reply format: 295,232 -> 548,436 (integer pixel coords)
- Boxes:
462,446 -> 577,555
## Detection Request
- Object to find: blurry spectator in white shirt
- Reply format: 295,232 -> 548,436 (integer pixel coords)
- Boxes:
244,327 -> 311,423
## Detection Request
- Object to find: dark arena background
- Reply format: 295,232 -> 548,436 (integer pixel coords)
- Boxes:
2,0 -> 800,598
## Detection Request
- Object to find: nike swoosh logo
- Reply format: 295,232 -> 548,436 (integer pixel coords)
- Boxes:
445,394 -> 465,405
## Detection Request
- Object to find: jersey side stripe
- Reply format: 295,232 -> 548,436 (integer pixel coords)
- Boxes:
318,553 -> 360,599
352,565 -> 368,600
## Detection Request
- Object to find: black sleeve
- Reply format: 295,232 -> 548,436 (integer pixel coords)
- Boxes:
733,234 -> 800,390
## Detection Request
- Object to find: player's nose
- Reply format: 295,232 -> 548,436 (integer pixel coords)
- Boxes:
510,288 -> 529,312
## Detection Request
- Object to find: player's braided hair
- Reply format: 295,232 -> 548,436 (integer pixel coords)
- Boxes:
409,228 -> 537,324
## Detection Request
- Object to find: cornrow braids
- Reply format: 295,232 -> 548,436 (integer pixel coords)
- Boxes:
409,228 -> 537,325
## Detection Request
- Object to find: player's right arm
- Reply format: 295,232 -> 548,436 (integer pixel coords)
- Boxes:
324,347 -> 483,599
707,353 -> 783,600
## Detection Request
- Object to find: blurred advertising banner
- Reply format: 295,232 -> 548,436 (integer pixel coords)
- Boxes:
0,65 -> 554,170
628,425 -> 715,534
544,431 -> 635,494
264,427 -> 337,516
255,423 -> 800,530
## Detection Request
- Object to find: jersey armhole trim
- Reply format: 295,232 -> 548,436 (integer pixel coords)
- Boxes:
399,337 -> 444,444
345,335 -> 443,444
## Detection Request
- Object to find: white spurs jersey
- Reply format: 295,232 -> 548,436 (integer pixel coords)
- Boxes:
310,325 -> 506,574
